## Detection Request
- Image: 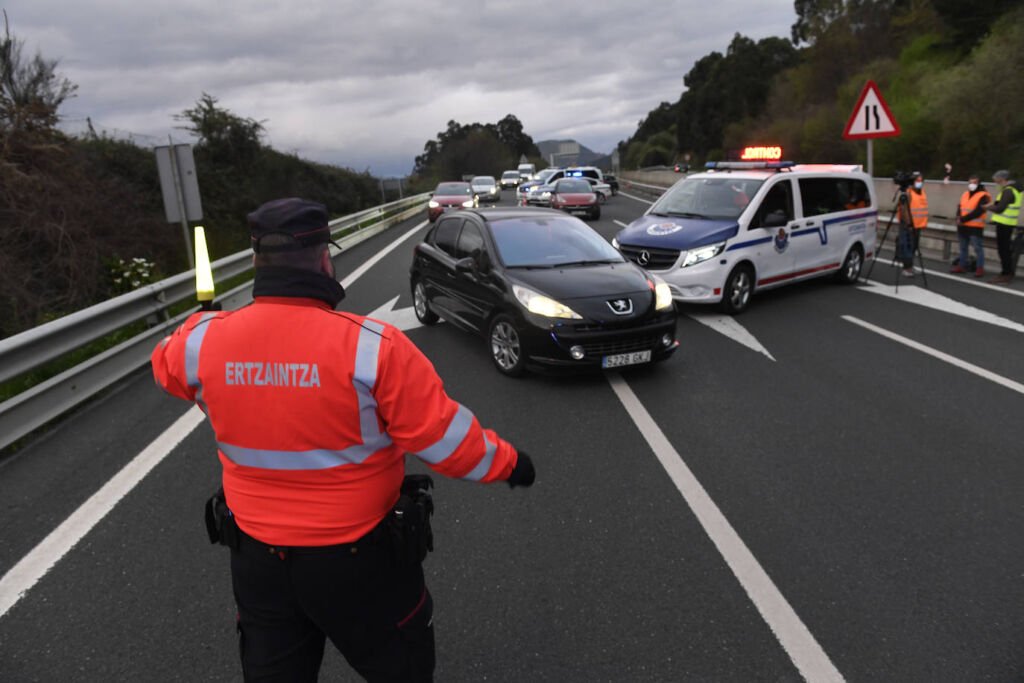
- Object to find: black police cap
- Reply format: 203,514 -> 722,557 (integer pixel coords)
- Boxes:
248,198 -> 330,253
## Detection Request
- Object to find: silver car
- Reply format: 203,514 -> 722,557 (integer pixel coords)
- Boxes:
470,176 -> 501,204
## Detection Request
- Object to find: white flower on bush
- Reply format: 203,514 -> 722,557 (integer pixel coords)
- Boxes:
109,257 -> 158,294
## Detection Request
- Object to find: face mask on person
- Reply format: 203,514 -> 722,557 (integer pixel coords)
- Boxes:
968,183 -> 978,192
914,181 -> 923,190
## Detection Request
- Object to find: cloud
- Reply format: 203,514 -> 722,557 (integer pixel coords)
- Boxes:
5,0 -> 795,175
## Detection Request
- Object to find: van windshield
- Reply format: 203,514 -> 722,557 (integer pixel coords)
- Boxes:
650,176 -> 764,220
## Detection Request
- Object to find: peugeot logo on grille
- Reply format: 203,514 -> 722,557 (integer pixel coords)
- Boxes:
637,250 -> 651,266
606,298 -> 633,315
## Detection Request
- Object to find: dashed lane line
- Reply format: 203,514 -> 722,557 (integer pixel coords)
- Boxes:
0,217 -> 432,620
618,190 -> 658,205
843,315 -> 1024,396
608,374 -> 844,683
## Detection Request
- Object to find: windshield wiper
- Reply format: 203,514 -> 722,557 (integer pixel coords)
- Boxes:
550,259 -> 621,268
663,211 -> 708,219
507,264 -> 555,269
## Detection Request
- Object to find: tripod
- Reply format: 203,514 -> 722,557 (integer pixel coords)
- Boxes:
863,188 -> 928,291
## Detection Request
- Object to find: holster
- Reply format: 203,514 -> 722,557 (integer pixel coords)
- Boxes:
387,475 -> 435,566
204,487 -> 240,549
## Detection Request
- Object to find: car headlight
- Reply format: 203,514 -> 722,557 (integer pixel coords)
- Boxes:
682,242 -> 725,268
540,191 -> 551,199
462,199 -> 475,208
428,200 -> 439,208
654,282 -> 673,310
611,237 -> 620,249
513,284 -> 582,319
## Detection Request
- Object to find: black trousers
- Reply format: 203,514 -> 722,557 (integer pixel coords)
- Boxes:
900,227 -> 921,268
995,225 -> 1023,275
230,528 -> 435,682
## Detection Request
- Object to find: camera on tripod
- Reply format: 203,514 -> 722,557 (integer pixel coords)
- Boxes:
892,171 -> 915,191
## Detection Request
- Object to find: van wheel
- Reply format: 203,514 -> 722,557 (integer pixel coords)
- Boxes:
835,245 -> 863,284
489,315 -> 526,377
720,265 -> 754,314
412,279 -> 439,325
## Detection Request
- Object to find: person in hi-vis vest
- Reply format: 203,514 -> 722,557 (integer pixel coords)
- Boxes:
987,170 -> 1022,284
951,174 -> 990,277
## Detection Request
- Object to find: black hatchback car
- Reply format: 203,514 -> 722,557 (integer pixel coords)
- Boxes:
409,207 -> 678,376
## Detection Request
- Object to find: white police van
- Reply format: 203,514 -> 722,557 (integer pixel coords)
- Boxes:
612,160 -> 877,313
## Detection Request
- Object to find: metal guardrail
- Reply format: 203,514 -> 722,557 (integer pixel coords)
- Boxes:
0,193 -> 429,451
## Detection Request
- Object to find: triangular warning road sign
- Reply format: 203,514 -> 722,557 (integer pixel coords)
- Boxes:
843,80 -> 900,140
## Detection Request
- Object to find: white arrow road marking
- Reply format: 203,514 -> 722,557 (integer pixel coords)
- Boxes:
687,312 -> 776,361
367,295 -> 430,332
858,281 -> 1024,334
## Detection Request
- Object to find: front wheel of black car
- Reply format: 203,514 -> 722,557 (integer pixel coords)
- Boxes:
412,279 -> 439,325
488,315 -> 526,377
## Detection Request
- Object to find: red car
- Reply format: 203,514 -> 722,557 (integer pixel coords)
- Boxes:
549,179 -> 600,220
427,182 -> 477,222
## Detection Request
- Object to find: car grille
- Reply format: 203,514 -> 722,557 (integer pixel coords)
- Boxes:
618,244 -> 680,271
580,334 -> 660,356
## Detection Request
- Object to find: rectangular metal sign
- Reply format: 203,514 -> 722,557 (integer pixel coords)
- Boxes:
155,144 -> 203,222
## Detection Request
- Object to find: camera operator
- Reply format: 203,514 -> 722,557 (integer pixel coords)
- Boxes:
897,172 -> 928,276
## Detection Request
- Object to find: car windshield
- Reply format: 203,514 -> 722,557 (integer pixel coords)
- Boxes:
556,180 -> 592,193
472,177 -> 495,185
490,216 -> 625,268
534,169 -> 558,183
435,183 -> 472,196
650,176 -> 764,219
502,172 -> 519,179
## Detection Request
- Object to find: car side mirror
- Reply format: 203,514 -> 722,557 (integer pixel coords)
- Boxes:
455,257 -> 476,274
763,210 -> 788,228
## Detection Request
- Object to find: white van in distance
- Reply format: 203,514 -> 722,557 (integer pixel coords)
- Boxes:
517,162 -> 537,182
612,161 -> 877,313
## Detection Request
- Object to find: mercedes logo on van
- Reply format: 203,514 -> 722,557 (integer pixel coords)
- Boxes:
637,250 -> 651,266
606,298 -> 634,315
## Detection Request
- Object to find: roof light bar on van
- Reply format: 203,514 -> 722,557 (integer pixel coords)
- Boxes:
705,161 -> 795,170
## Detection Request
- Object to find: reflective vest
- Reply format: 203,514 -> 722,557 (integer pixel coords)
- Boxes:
958,190 -> 990,229
990,185 -> 1021,227
909,189 -> 928,229
152,297 -> 518,546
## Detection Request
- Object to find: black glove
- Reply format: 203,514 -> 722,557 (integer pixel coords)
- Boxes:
507,452 -> 535,488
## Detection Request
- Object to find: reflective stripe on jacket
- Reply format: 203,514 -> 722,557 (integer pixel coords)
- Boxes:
959,190 -> 990,229
991,186 -> 1021,227
909,189 -> 928,229
151,296 -> 518,546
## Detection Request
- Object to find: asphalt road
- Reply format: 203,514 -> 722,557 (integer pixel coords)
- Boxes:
1,189 -> 1022,682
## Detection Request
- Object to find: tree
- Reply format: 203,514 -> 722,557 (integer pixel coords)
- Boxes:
175,92 -> 265,163
0,10 -> 77,139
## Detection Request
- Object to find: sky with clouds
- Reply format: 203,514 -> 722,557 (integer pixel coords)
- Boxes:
5,1 -> 795,176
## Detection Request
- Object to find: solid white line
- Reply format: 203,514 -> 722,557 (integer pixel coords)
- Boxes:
607,375 -> 844,683
618,190 -> 655,205
0,406 -> 205,619
869,253 -> 1024,299
341,220 -> 428,289
613,219 -> 630,229
842,316 -> 1024,395
0,217 -> 431,620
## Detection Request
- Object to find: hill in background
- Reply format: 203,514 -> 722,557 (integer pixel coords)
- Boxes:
535,139 -> 609,169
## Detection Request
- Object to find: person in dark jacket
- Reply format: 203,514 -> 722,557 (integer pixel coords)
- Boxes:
951,175 -> 990,276
987,170 -> 1022,284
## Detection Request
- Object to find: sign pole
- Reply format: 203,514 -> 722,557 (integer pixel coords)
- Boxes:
167,136 -> 194,268
867,138 -> 873,178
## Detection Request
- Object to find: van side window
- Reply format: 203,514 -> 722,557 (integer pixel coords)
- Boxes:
752,180 -> 793,229
839,179 -> 869,210
799,178 -> 849,217
433,218 -> 462,256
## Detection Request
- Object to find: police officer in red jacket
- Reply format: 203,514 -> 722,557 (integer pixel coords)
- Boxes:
151,198 -> 535,682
